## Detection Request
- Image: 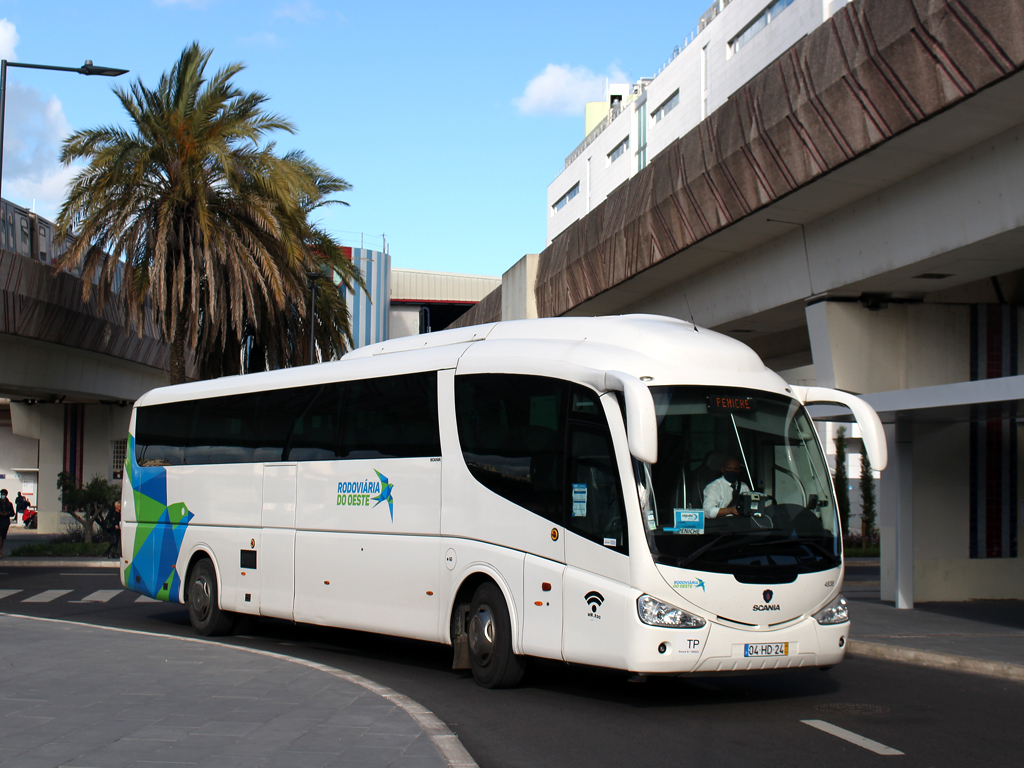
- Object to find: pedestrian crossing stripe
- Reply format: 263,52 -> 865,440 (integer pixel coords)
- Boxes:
22,590 -> 73,603
70,590 -> 123,604
0,589 -> 155,603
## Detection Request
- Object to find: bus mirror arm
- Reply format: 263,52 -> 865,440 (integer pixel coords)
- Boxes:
792,386 -> 888,471
605,371 -> 658,465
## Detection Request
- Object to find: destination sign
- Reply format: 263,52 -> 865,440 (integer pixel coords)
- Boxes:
707,394 -> 755,413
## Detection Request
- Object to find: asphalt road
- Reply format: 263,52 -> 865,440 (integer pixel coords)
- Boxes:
2,565 -> 1021,768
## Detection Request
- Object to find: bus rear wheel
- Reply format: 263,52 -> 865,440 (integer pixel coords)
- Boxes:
467,582 -> 526,688
187,559 -> 236,636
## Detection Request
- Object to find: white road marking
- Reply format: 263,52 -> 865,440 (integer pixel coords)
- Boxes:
0,590 -> 23,600
22,590 -> 73,603
73,590 -> 122,603
135,595 -> 159,603
801,719 -> 904,755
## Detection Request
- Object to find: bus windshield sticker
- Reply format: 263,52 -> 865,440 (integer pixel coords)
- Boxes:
673,508 -> 705,535
572,484 -> 588,517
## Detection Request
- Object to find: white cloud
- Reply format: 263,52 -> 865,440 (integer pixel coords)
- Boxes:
275,0 -> 324,22
2,80 -> 82,219
0,17 -> 20,60
514,64 -> 628,117
239,31 -> 282,47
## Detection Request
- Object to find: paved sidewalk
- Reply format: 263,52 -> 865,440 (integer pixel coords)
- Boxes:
846,598 -> 1024,682
0,613 -> 475,768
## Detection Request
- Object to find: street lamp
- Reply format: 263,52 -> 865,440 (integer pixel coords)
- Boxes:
0,58 -> 129,203
306,271 -> 323,365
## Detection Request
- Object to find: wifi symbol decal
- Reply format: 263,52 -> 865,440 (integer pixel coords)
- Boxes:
585,591 -> 605,618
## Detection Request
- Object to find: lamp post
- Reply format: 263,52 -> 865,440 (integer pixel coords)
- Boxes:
306,271 -> 322,365
0,59 -> 129,203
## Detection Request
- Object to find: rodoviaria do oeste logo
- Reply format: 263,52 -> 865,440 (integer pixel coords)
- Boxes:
337,469 -> 395,520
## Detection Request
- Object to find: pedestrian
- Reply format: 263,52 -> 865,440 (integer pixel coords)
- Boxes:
0,489 -> 15,558
15,492 -> 28,523
103,500 -> 122,559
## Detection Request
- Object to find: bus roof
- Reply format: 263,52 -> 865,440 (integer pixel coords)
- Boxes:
135,315 -> 792,407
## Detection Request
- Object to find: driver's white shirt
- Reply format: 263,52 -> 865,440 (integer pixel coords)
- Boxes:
703,476 -> 750,518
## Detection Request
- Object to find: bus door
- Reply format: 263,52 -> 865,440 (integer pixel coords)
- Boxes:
260,463 -> 297,619
522,548 -> 565,660
560,392 -> 630,670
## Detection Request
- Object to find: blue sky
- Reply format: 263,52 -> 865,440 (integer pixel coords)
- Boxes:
1,0 -> 707,276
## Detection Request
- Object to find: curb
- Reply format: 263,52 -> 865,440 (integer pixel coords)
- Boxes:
847,639 -> 1024,683
0,612 -> 477,768
0,558 -> 120,568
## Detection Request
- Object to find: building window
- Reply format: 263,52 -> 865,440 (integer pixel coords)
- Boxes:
652,90 -> 680,123
608,137 -> 629,164
553,183 -> 580,213
730,0 -> 796,55
111,438 -> 127,480
636,103 -> 648,171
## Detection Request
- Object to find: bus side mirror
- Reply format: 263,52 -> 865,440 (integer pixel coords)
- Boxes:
605,371 -> 658,465
792,386 -> 888,471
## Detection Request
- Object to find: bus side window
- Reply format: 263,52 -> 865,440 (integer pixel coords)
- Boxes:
185,394 -> 256,465
135,402 -> 191,466
339,372 -> 440,459
253,386 -> 318,462
566,385 -> 627,552
455,374 -> 569,524
290,384 -> 343,461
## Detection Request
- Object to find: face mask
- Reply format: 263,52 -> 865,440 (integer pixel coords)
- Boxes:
723,471 -> 739,483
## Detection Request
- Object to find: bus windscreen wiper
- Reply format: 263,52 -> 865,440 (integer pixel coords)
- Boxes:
675,534 -> 764,569
749,536 -> 840,567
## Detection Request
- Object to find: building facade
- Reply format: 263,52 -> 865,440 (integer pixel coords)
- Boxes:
548,0 -> 852,245
337,247 -> 391,350
389,269 -> 501,339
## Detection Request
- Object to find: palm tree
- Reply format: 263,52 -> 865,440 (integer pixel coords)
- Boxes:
55,43 -> 362,383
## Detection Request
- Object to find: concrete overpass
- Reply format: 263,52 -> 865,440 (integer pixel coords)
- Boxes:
457,0 -> 1024,604
0,243 -> 170,531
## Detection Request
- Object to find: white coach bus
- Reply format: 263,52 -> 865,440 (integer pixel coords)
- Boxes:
121,315 -> 886,688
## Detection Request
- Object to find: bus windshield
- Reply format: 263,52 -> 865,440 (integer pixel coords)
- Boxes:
636,387 -> 839,579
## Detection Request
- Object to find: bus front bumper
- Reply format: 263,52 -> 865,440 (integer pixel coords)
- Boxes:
626,614 -> 849,675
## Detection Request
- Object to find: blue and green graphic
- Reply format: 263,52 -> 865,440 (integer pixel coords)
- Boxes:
370,469 -> 395,520
124,435 -> 194,602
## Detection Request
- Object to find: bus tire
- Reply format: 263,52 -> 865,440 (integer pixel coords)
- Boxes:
187,559 -> 236,637
467,582 -> 526,688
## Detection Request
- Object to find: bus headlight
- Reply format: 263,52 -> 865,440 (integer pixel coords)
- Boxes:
637,595 -> 706,628
814,594 -> 849,625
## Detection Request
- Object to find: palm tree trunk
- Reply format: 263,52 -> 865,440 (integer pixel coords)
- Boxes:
169,310 -> 189,385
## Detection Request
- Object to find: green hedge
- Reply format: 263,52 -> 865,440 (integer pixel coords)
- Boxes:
10,542 -> 111,557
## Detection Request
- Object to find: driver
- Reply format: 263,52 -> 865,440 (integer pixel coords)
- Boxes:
703,456 -> 750,518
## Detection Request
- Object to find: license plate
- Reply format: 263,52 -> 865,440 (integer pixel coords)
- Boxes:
744,642 -> 789,657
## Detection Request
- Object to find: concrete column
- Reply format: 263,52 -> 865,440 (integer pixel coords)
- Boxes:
879,423 -> 897,602
879,419 -> 914,607
37,405 -> 65,534
804,300 -> 836,389
501,254 -> 540,321
889,420 -> 915,609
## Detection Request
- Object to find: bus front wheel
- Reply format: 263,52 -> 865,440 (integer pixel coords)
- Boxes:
467,582 -> 526,688
187,559 -> 236,636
